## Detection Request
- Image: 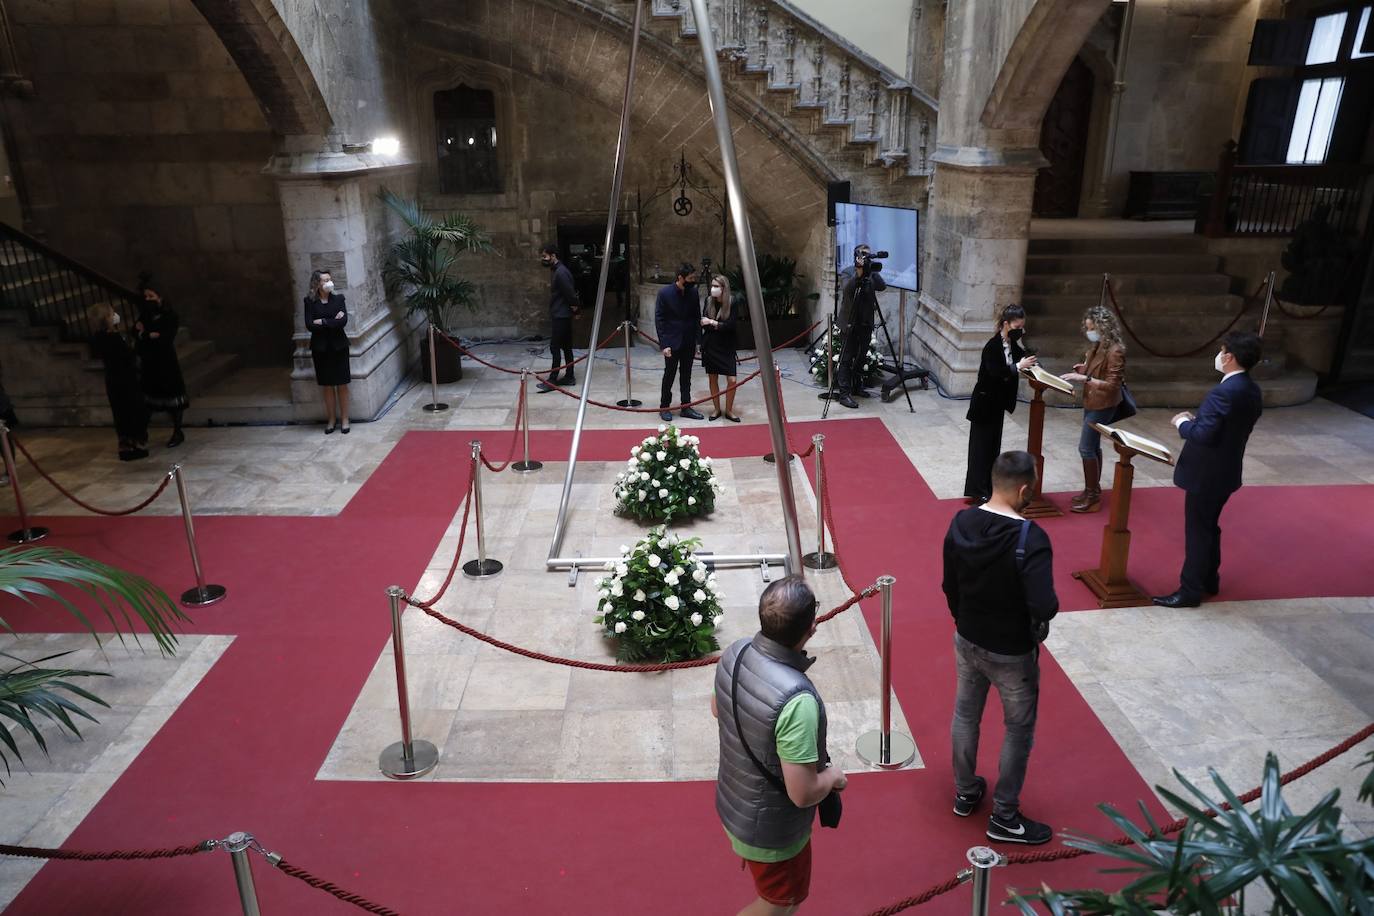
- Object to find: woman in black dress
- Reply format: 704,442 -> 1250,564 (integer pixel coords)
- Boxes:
699,273 -> 740,422
304,269 -> 351,433
135,277 -> 188,448
963,304 -> 1037,504
90,303 -> 149,461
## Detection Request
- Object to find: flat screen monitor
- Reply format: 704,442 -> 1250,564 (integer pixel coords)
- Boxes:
834,201 -> 920,292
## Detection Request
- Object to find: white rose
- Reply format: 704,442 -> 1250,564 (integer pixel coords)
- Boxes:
611,581 -> 624,598
631,609 -> 645,621
619,545 -> 629,555
665,595 -> 680,610
637,490 -> 646,501
602,561 -> 614,571
679,458 -> 691,469
616,563 -> 628,577
693,588 -> 707,603
672,566 -> 684,577
658,424 -> 666,432
690,612 -> 703,626
602,601 -> 613,613
656,451 -> 666,461
599,588 -> 610,598
614,621 -> 627,634
703,456 -> 713,465
631,445 -> 640,456
639,453 -> 651,463
651,479 -> 660,487
658,488 -> 668,498
664,571 -> 680,586
692,568 -> 705,582
687,496 -> 696,506
640,472 -> 650,481
633,589 -> 646,602
712,615 -> 723,628
648,554 -> 661,567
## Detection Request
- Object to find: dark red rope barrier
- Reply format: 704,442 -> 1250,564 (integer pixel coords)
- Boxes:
536,367 -> 765,413
818,448 -> 871,599
13,438 -> 173,516
0,840 -> 214,861
439,326 -> 624,377
405,458 -> 475,611
636,319 -> 822,362
275,859 -> 402,915
1273,294 -> 1332,320
479,384 -> 526,473
1106,278 -> 1263,359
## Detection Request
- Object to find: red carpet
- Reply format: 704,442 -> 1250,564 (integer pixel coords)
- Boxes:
3,418 -> 1372,915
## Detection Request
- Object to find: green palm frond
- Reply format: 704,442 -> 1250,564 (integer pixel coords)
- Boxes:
0,651 -> 109,784
0,546 -> 187,656
379,186 -> 493,332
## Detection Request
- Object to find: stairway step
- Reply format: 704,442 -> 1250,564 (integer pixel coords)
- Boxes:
1023,274 -> 1233,296
1028,236 -> 1207,255
1020,293 -> 1244,315
1026,253 -> 1222,274
181,351 -> 240,396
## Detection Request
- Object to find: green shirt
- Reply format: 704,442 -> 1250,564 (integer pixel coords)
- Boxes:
725,692 -> 820,862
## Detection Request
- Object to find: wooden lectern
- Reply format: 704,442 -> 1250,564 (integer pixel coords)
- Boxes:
1020,366 -> 1073,519
1073,423 -> 1174,608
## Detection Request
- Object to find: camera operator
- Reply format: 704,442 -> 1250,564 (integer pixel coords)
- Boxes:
834,244 -> 887,409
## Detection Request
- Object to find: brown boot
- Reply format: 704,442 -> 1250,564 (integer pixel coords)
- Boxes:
1072,457 -> 1101,513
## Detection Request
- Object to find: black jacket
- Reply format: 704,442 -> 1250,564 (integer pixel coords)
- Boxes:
655,282 -> 700,353
548,262 -> 578,320
942,507 -> 1058,656
305,293 -> 349,352
966,332 -> 1024,423
1173,371 -> 1263,496
839,265 -> 886,331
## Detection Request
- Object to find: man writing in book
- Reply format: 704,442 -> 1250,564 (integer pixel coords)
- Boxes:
1152,331 -> 1264,609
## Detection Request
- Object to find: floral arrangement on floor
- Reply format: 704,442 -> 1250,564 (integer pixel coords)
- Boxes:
595,526 -> 724,662
613,424 -> 721,522
808,325 -> 882,388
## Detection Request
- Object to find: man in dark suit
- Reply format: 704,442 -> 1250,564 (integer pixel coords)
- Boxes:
656,262 -> 706,423
1153,331 -> 1264,608
536,243 -> 580,393
834,244 -> 887,409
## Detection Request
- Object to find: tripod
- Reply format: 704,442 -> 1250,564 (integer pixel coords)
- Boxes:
820,276 -> 917,417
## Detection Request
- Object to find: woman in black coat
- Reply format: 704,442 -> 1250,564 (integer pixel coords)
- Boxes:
963,304 -> 1036,503
90,303 -> 149,461
135,277 -> 189,448
304,269 -> 351,433
699,273 -> 740,422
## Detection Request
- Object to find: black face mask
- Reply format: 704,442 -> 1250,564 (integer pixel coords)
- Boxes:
1008,328 -> 1025,343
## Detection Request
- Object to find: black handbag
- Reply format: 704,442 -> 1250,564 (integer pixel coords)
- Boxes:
730,645 -> 842,829
1109,383 -> 1138,424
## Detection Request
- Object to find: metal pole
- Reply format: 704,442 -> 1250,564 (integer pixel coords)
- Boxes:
801,434 -> 836,569
0,422 -> 47,543
761,366 -> 794,464
463,441 -> 504,578
378,585 -> 439,779
223,832 -> 262,916
897,289 -> 907,368
548,0 -> 645,562
1258,270 -> 1276,338
616,320 -> 642,407
173,465 -> 226,607
1098,273 -> 1110,312
688,0 -> 804,574
513,371 -> 543,473
856,575 -> 916,769
1087,0 -> 1136,215
423,324 -> 449,413
966,846 -> 1007,916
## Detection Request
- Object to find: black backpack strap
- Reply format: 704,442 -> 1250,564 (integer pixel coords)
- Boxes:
1014,519 -> 1032,572
730,644 -> 788,796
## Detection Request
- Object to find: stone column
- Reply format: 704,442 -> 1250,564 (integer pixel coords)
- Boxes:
270,149 -> 422,420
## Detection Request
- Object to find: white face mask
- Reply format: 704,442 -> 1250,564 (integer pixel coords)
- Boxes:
710,285 -> 722,299
1214,350 -> 1227,374
110,313 -> 121,326
322,280 -> 335,294
1085,329 -> 1100,343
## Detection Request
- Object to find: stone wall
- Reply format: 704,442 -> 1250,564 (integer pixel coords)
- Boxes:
3,0 -> 292,364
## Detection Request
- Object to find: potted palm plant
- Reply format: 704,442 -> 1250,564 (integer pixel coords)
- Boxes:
380,188 -> 492,383
723,254 -> 820,350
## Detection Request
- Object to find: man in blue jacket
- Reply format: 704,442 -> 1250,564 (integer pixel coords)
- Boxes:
1153,331 -> 1264,608
656,262 -> 706,423
536,244 -> 580,393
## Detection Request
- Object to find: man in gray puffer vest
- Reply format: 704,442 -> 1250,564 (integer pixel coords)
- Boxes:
712,576 -> 848,914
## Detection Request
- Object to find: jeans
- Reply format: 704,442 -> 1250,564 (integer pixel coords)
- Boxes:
1078,407 -> 1116,460
950,632 -> 1040,820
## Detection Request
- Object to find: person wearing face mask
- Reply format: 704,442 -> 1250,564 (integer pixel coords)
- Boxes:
1058,305 -> 1126,513
943,450 -> 1058,846
90,303 -> 149,461
963,305 -> 1036,504
655,262 -> 706,423
833,244 -> 888,409
1152,331 -> 1264,609
699,273 -> 740,422
305,269 -> 351,433
535,243 -> 580,393
134,274 -> 189,448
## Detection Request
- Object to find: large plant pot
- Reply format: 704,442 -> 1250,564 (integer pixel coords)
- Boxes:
421,338 -> 463,383
735,315 -> 809,351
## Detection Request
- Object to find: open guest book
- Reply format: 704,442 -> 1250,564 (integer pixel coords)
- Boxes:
1091,423 -> 1174,465
1021,364 -> 1074,395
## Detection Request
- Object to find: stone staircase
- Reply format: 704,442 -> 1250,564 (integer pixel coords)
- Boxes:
1022,235 -> 1317,408
617,0 -> 936,184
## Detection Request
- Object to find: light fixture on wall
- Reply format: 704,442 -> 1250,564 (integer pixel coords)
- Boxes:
371,136 -> 402,157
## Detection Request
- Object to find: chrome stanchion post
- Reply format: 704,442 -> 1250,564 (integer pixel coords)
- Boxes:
223,832 -> 263,916
965,846 -> 1006,916
762,366 -> 794,464
423,323 -> 449,413
856,574 -> 916,768
513,370 -> 543,473
0,422 -> 48,543
1258,269 -> 1276,339
379,585 -> 440,779
173,465 -> 226,607
1098,273 -> 1110,312
462,441 -> 504,578
801,434 -> 836,570
616,320 -> 642,407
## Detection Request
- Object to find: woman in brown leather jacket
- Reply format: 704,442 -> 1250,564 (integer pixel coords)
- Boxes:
1059,305 -> 1125,513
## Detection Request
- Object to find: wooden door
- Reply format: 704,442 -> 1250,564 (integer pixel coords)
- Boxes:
1034,56 -> 1095,219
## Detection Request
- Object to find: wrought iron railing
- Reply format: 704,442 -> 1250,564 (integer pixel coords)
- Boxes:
0,222 -> 143,341
1203,141 -> 1374,238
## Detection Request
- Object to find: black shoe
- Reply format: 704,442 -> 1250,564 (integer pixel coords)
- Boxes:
167,429 -> 185,449
838,394 -> 858,409
341,425 -> 350,434
854,388 -> 873,399
1151,590 -> 1201,609
953,776 -> 986,817
325,424 -> 337,434
680,407 -> 705,421
659,410 -> 674,422
708,412 -> 722,421
724,413 -> 741,423
118,448 -> 149,462
987,811 -> 1052,845
535,383 -> 556,394
558,373 -> 576,385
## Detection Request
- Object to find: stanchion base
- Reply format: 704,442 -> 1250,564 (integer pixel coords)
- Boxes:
422,403 -> 450,412
181,584 -> 227,607
7,526 -> 49,544
615,399 -> 643,407
801,551 -> 838,570
855,730 -> 917,770
762,453 -> 796,464
462,558 -> 504,579
379,739 -> 439,780
512,460 -> 544,473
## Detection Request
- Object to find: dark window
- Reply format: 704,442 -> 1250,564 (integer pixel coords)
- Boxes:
435,86 -> 499,194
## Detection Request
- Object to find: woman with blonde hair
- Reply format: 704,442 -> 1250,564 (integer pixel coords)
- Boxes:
699,273 -> 740,422
304,269 -> 351,433
1059,304 -> 1126,513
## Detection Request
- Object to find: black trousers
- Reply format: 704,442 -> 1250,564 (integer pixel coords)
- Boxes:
964,413 -> 1005,500
549,317 -> 574,379
660,347 -> 694,409
836,320 -> 874,392
1180,488 -> 1229,600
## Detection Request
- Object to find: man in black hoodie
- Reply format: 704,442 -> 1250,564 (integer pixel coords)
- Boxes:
942,450 -> 1059,845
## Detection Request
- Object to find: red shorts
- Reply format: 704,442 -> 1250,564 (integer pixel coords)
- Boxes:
742,840 -> 812,907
